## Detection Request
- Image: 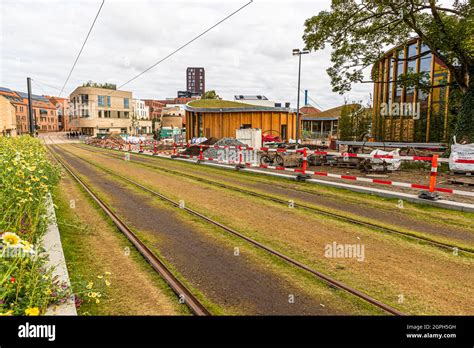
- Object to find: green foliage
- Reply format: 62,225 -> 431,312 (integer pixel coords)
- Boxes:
82,81 -> 117,90
303,0 -> 473,140
201,90 -> 221,100
456,78 -> 474,142
338,105 -> 353,141
188,99 -> 254,108
337,104 -> 371,141
303,0 -> 472,93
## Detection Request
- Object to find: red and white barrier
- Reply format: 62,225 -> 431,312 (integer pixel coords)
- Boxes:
87,142 -> 474,198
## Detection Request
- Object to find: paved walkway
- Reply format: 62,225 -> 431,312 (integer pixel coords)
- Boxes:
39,132 -> 82,144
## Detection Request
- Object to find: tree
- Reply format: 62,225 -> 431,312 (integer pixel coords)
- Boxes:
303,0 -> 473,141
201,90 -> 221,99
337,103 -> 369,141
338,104 -> 353,141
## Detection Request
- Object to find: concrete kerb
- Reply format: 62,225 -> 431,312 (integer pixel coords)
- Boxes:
43,193 -> 77,315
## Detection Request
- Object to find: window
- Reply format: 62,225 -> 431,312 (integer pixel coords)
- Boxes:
281,125 -> 287,140
387,56 -> 394,103
107,96 -> 111,107
98,95 -> 104,106
124,111 -> 129,118
98,110 -> 103,118
124,98 -> 129,108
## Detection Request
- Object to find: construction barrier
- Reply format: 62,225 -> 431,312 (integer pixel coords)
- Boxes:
429,154 -> 439,193
87,142 -> 474,197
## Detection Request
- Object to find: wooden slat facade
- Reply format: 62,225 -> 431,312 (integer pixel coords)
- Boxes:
185,109 -> 297,141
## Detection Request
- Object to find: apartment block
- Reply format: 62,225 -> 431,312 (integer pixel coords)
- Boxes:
69,86 -> 133,136
186,67 -> 205,95
144,99 -> 166,120
132,99 -> 152,135
0,95 -> 17,136
48,96 -> 70,131
0,87 -> 58,134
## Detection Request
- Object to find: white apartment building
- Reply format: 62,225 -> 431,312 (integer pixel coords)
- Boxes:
132,99 -> 150,119
132,98 -> 152,135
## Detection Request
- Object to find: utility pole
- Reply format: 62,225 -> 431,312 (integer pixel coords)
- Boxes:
292,49 -> 309,146
27,77 -> 35,136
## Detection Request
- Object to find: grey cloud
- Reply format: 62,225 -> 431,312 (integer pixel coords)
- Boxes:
1,0 -> 373,109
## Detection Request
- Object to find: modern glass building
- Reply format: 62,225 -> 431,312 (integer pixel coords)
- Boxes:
372,37 -> 452,143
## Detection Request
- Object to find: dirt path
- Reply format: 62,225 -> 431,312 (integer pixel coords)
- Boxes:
62,144 -> 474,315
52,146 -> 373,315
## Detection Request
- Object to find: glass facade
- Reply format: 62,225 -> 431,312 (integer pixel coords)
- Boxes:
373,38 -> 451,142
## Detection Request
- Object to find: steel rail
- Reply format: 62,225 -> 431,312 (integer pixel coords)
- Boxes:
46,141 -> 211,316
59,143 -> 404,315
75,144 -> 474,256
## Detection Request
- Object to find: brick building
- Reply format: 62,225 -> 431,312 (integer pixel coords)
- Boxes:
143,99 -> 166,120
0,95 -> 17,136
47,96 -> 70,131
0,87 -> 58,134
186,67 -> 205,95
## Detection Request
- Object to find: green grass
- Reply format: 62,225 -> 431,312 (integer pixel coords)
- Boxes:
76,143 -> 474,246
52,176 -> 190,316
62,151 -> 383,315
187,99 -> 256,108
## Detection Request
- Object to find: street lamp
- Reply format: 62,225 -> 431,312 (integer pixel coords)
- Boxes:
293,48 -> 309,146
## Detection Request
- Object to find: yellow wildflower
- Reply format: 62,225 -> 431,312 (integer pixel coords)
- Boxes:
0,310 -> 13,316
86,282 -> 93,290
105,280 -> 111,287
1,232 -> 21,247
25,307 -> 40,316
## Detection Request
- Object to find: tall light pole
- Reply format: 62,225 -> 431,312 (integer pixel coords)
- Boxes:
293,48 -> 309,146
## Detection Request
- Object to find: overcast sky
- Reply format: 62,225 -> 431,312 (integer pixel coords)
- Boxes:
0,0 -> 374,110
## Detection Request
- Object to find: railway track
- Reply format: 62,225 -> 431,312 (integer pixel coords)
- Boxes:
73,143 -> 474,256
52,142 -> 404,316
46,140 -> 210,316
